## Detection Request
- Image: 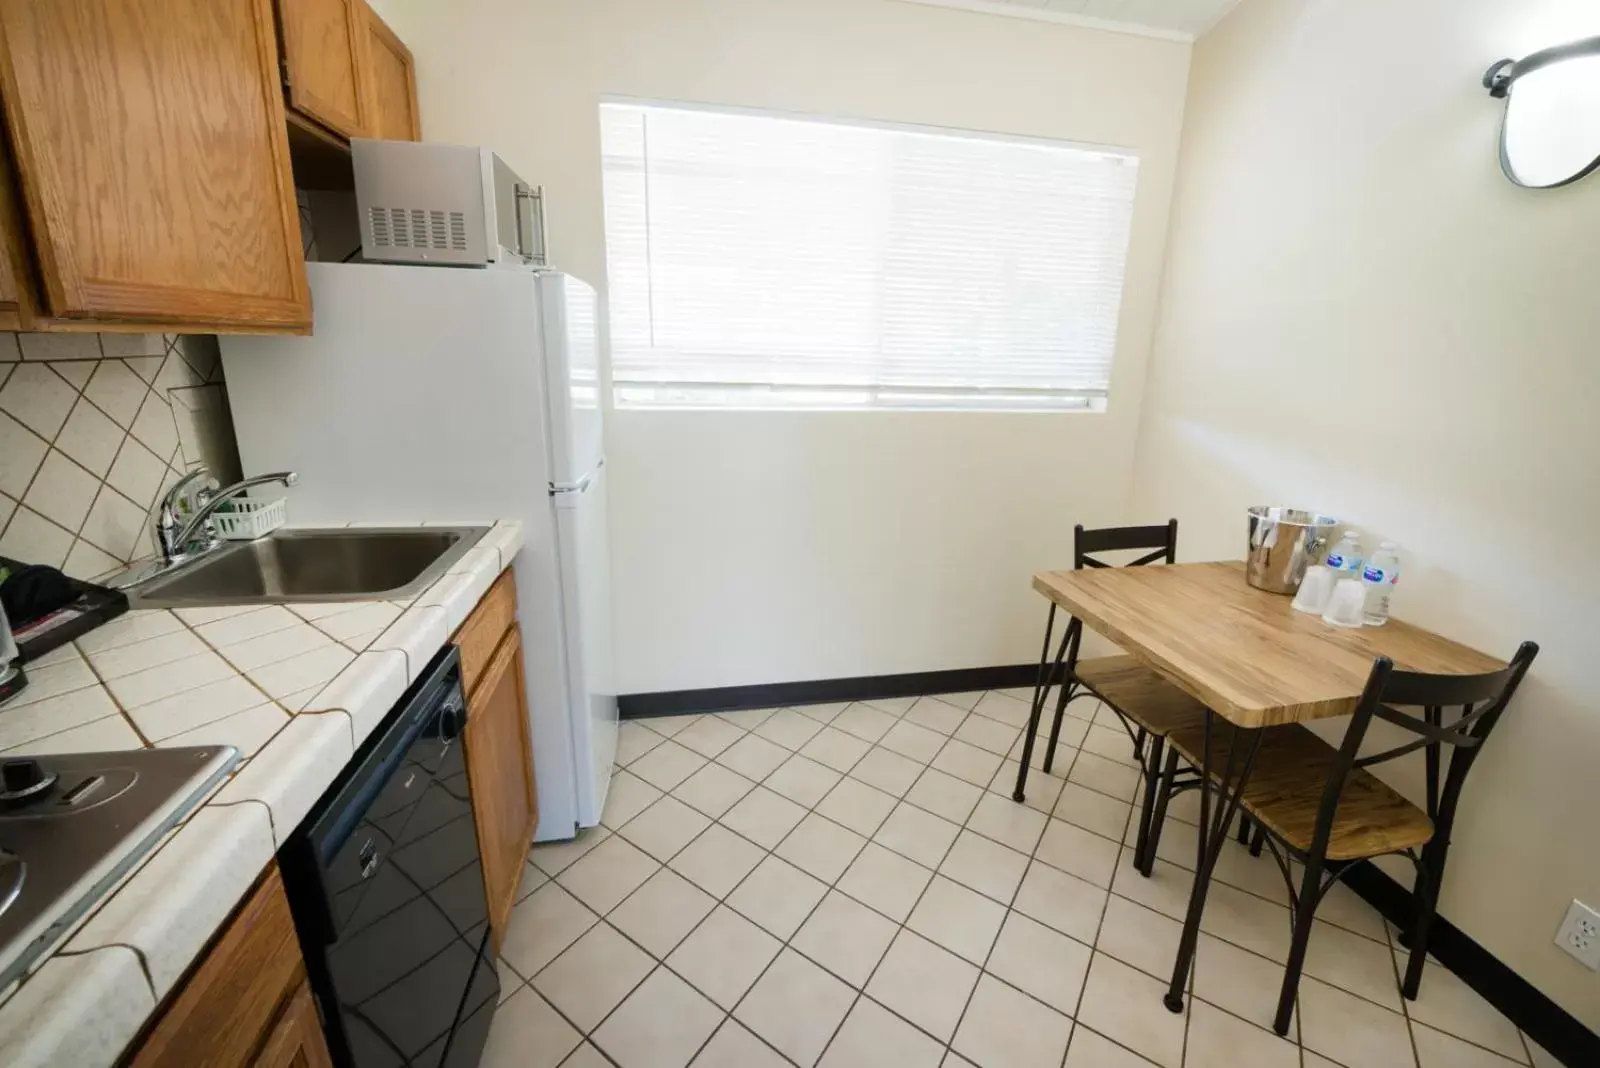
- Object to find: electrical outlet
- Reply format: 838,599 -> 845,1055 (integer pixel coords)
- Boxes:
1555,900 -> 1600,970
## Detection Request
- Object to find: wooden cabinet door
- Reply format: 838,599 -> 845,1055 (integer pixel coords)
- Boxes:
0,0 -> 311,331
357,1 -> 420,141
464,624 -> 537,950
0,132 -> 37,330
280,0 -> 369,139
129,866 -> 310,1068
250,980 -> 334,1068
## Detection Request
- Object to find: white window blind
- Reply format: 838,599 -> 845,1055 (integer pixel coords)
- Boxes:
599,101 -> 1139,411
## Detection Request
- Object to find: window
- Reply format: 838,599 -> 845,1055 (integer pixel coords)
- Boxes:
599,101 -> 1140,411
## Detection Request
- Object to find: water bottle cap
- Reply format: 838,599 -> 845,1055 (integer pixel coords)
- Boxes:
1379,541 -> 1397,549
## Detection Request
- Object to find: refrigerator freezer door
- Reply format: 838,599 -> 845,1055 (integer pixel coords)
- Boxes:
551,460 -> 617,827
539,272 -> 603,489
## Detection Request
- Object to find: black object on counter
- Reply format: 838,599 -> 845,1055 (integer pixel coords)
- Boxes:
0,557 -> 129,665
0,563 -> 78,625
0,664 -> 24,706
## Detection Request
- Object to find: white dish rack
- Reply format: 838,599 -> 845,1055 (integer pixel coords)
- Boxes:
210,497 -> 287,540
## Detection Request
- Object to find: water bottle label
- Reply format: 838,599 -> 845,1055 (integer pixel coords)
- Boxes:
1363,566 -> 1385,583
1326,554 -> 1346,570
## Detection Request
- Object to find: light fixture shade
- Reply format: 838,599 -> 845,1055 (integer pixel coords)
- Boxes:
1487,36 -> 1600,189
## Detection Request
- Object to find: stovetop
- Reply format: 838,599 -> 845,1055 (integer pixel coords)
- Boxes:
0,746 -> 239,990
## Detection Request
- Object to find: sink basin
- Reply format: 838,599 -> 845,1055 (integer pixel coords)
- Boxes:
129,526 -> 488,608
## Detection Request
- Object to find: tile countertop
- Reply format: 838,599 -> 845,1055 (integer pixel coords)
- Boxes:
0,520 -> 525,1068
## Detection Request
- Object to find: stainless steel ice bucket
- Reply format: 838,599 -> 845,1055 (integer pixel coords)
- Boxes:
1245,506 -> 1339,594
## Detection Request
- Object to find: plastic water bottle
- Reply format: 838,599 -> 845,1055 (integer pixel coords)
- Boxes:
1323,532 -> 1364,581
1362,542 -> 1401,625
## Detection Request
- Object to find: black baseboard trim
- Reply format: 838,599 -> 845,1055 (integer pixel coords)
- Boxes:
617,663 -> 1040,718
1343,862 -> 1597,1067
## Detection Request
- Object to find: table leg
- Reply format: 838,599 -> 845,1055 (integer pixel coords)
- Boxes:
1013,603 -> 1067,803
1164,709 -> 1264,1013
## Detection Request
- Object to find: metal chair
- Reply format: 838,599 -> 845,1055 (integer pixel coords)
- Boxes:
1159,641 -> 1539,1035
1013,520 -> 1207,874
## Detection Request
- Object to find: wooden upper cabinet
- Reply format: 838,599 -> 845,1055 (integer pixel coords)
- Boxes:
357,1 -> 420,141
464,624 -> 537,950
279,0 -> 370,139
0,0 -> 311,331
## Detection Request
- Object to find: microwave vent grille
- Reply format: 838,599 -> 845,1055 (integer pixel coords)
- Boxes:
367,206 -> 468,251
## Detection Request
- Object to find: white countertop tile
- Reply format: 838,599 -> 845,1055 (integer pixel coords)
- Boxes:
71,610 -> 183,654
82,628 -> 208,680
64,804 -> 275,997
212,709 -> 355,847
104,649 -> 236,710
305,648 -> 409,747
157,702 -> 289,758
368,604 -> 450,682
0,946 -> 154,1068
124,674 -> 272,742
0,686 -> 119,751
0,519 -> 521,1066
246,643 -> 354,702
2,714 -> 141,756
194,604 -> 300,648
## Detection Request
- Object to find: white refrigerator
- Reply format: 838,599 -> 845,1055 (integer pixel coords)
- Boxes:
220,261 -> 615,841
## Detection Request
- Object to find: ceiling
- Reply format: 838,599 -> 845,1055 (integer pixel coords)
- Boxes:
895,0 -> 1243,41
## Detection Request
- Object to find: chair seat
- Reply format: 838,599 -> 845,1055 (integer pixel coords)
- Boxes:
1074,656 -> 1208,738
1167,723 -> 1436,862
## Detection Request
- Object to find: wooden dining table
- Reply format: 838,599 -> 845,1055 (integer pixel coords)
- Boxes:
1019,560 -> 1503,1012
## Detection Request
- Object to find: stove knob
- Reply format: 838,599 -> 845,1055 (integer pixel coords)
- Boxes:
1,760 -> 46,794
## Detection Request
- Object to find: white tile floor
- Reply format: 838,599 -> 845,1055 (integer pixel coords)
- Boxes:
485,689 -> 1552,1068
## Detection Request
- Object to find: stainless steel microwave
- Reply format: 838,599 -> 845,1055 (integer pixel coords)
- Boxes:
351,139 -> 547,267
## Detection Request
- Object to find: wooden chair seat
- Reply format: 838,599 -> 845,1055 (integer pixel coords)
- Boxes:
1075,656 -> 1208,738
1167,723 -> 1435,861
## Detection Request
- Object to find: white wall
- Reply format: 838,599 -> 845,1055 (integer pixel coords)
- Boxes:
1134,0 -> 1600,1029
376,0 -> 1191,692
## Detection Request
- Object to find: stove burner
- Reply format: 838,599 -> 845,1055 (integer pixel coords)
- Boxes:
0,850 -> 23,921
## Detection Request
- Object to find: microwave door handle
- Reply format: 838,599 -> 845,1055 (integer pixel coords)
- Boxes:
514,183 -> 547,266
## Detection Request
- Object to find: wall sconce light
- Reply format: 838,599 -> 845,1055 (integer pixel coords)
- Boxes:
1485,36 -> 1600,188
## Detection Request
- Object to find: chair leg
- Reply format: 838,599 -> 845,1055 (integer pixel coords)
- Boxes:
1133,726 -> 1147,763
1402,842 -> 1447,1000
1139,744 -> 1181,877
1250,825 -> 1266,857
1274,857 -> 1323,1035
1042,679 -> 1075,775
1132,734 -> 1165,874
1236,813 -> 1252,845
1013,606 -> 1059,803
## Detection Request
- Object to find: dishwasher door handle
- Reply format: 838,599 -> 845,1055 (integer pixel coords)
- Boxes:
358,838 -> 380,879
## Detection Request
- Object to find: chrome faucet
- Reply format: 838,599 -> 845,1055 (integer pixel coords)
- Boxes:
156,467 -> 298,565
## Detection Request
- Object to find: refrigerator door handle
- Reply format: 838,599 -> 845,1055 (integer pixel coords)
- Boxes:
550,456 -> 604,496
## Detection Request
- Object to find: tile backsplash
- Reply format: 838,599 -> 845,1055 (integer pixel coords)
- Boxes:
0,331 -> 242,578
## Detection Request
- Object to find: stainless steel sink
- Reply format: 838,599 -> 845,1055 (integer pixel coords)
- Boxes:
128,526 -> 488,608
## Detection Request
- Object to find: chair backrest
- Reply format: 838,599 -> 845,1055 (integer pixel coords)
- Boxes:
1310,641 -> 1540,854
1074,520 -> 1179,570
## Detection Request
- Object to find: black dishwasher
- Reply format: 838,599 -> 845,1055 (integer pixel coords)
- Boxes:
281,647 -> 499,1068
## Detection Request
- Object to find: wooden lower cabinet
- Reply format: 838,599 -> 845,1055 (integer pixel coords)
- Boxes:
126,864 -> 332,1068
249,980 -> 332,1068
464,623 -> 538,951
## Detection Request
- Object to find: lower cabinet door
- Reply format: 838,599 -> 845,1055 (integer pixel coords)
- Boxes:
251,979 -> 334,1068
464,624 -> 538,950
